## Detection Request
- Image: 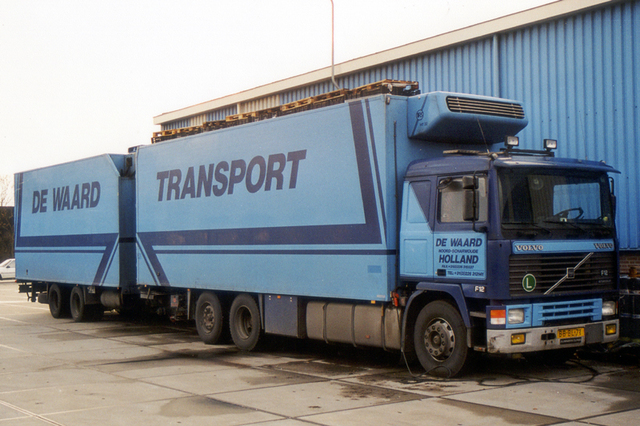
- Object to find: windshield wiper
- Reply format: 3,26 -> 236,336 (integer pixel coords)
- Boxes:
531,222 -> 552,234
543,219 -> 586,232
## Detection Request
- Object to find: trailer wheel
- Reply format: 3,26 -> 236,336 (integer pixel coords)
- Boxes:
195,292 -> 223,345
414,300 -> 470,377
49,284 -> 70,318
230,294 -> 261,351
70,286 -> 89,322
69,287 -> 103,322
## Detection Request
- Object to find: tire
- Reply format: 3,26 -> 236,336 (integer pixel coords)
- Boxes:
413,300 -> 471,377
229,294 -> 261,351
70,286 -> 104,322
49,284 -> 70,318
195,292 -> 223,345
70,286 -> 89,322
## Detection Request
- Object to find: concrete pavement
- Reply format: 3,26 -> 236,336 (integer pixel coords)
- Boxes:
1,280 -> 639,425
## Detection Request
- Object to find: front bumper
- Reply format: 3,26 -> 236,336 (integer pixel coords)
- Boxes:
486,319 -> 618,354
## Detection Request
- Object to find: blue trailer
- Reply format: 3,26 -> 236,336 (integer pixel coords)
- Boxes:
16,82 -> 620,376
15,154 -> 135,319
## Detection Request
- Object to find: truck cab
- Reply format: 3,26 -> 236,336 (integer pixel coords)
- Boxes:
400,142 -> 619,375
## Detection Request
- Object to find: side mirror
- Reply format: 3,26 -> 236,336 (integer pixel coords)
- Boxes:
462,176 -> 478,221
609,177 -> 616,218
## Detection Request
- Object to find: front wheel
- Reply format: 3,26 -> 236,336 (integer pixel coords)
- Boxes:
229,294 -> 261,351
413,300 -> 471,377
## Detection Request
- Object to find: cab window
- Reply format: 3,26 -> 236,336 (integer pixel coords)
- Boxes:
438,176 -> 488,223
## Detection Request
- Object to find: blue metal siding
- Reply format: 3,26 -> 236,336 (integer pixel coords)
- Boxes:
205,105 -> 236,122
162,118 -> 190,131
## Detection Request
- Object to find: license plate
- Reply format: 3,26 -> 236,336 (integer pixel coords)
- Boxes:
558,327 -> 584,339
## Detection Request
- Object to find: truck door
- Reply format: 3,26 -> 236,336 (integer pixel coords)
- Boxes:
433,175 -> 488,280
399,180 -> 434,278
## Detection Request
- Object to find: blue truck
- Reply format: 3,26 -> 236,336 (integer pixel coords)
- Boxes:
15,81 -> 620,376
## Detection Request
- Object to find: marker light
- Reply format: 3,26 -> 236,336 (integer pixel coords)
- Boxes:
544,139 -> 557,150
506,136 -> 519,147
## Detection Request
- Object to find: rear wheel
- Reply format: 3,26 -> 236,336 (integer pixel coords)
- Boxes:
69,286 -> 102,322
229,294 -> 261,351
195,292 -> 223,345
49,284 -> 70,318
414,300 -> 471,377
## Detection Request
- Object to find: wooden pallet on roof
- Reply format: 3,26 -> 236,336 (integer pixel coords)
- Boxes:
225,112 -> 257,127
202,120 -> 228,131
353,80 -> 419,98
309,94 -> 347,110
152,80 -> 421,142
254,107 -> 281,121
279,97 -> 314,116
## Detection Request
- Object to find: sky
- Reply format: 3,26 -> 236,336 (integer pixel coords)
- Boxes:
0,0 -> 556,205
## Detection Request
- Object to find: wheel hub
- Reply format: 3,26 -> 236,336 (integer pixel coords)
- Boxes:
424,318 -> 455,361
202,305 -> 215,332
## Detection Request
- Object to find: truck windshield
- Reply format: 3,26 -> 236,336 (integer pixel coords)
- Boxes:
498,168 -> 613,237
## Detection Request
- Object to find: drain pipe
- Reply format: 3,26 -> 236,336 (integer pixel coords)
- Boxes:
330,0 -> 341,90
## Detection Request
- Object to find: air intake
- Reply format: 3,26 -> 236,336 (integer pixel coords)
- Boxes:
446,96 -> 525,119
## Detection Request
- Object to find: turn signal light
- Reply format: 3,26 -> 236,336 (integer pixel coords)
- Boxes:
490,309 -> 506,325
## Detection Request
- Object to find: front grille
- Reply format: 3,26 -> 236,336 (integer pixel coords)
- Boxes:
531,299 -> 602,326
446,96 -> 525,119
509,252 -> 616,297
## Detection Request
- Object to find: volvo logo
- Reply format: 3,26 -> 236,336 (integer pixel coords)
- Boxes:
514,244 -> 544,252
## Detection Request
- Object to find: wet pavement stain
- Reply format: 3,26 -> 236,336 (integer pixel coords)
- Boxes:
588,368 -> 640,393
160,396 -> 251,418
267,360 -> 372,378
38,332 -> 95,341
433,398 -> 564,425
240,371 -> 311,387
337,382 -> 422,403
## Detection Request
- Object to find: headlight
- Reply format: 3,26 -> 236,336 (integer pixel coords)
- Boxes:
508,308 -> 525,324
602,301 -> 616,316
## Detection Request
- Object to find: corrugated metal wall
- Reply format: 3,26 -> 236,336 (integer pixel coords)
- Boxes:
239,95 -> 280,113
499,0 -> 640,250
205,105 -> 237,122
163,0 -> 640,250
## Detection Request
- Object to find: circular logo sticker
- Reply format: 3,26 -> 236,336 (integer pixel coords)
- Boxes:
522,274 -> 536,292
